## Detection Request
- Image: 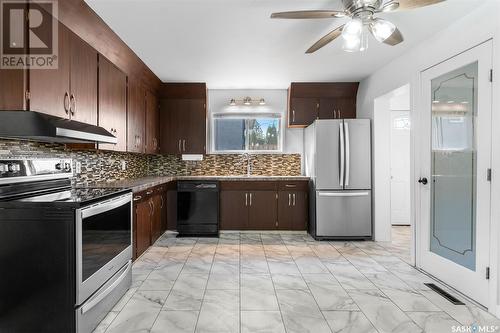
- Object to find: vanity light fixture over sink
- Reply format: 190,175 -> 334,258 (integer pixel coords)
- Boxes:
228,97 -> 266,106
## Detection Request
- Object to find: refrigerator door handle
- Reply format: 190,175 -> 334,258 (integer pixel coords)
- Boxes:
339,122 -> 345,187
344,121 -> 350,187
318,192 -> 370,197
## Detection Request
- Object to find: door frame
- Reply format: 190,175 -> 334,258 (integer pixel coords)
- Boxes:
414,40 -> 495,310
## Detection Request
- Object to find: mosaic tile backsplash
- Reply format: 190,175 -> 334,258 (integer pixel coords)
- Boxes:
0,139 -> 302,185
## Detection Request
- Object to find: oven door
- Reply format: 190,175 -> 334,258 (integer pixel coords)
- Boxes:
76,193 -> 132,305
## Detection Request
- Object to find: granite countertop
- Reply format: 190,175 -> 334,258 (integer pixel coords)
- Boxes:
92,175 -> 310,193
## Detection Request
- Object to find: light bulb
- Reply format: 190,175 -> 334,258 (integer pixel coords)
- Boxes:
370,19 -> 396,43
342,18 -> 363,42
342,24 -> 368,53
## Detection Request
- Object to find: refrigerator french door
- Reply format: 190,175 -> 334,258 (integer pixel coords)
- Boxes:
307,119 -> 372,239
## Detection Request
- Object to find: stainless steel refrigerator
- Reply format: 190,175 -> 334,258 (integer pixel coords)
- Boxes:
304,119 -> 372,240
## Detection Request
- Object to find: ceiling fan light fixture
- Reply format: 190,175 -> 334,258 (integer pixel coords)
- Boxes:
370,18 -> 396,42
342,24 -> 368,52
341,18 -> 363,41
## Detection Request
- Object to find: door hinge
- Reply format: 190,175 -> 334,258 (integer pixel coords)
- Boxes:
25,90 -> 31,101
486,267 -> 490,280
276,193 -> 278,200
490,69 -> 493,82
487,168 -> 492,182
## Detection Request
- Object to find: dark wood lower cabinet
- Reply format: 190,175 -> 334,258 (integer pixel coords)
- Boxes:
220,181 -> 308,231
248,191 -> 278,230
151,195 -> 162,243
220,191 -> 248,230
135,198 -> 151,259
278,191 -> 308,230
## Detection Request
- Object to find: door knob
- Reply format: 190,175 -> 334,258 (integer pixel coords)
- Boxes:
418,177 -> 428,185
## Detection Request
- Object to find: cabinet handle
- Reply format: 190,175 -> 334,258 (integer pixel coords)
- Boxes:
288,193 -> 291,206
63,92 -> 70,115
292,109 -> 295,123
332,109 -> 335,119
133,195 -> 142,202
338,110 -> 342,119
285,184 -> 296,188
249,193 -> 252,206
183,139 -> 186,152
160,195 -> 164,208
178,139 -> 182,153
293,193 -> 296,206
70,94 -> 76,116
245,193 -> 248,207
149,200 -> 153,216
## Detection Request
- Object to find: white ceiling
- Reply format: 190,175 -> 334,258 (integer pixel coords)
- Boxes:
86,0 -> 480,88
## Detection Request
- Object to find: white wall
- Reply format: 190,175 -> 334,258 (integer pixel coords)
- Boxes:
207,89 -> 304,155
357,0 -> 500,316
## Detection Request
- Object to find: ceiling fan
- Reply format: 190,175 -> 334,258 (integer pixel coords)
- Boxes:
271,0 -> 445,53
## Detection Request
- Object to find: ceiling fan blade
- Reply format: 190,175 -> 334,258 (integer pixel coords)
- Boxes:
306,25 -> 344,54
271,10 -> 345,19
395,0 -> 446,11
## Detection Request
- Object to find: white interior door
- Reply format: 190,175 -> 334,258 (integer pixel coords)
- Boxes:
418,41 -> 492,306
390,111 -> 411,225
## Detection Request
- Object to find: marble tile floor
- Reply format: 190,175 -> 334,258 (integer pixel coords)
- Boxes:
93,229 -> 500,333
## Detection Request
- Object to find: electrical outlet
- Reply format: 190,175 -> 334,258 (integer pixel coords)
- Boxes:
75,162 -> 82,174
121,160 -> 126,171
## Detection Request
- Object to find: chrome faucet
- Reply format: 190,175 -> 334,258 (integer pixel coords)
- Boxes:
243,153 -> 252,177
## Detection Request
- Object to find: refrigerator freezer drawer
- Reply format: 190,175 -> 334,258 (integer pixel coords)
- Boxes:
316,190 -> 372,238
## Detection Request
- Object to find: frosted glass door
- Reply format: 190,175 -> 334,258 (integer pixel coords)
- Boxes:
430,62 -> 477,270
418,41 -> 492,306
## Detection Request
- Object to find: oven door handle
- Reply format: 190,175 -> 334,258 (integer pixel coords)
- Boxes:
80,261 -> 130,315
81,194 -> 132,219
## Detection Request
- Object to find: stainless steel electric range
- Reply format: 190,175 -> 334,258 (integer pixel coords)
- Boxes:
0,158 -> 133,333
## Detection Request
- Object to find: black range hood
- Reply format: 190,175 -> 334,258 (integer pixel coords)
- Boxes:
0,111 -> 117,144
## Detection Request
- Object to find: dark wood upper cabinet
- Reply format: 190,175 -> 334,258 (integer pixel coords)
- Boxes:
145,89 -> 160,154
319,98 -> 356,120
288,82 -> 359,127
289,98 -> 319,127
98,55 -> 127,152
127,78 -> 146,153
29,22 -> 98,124
29,21 -> 71,119
159,83 -> 207,155
68,32 -> 98,125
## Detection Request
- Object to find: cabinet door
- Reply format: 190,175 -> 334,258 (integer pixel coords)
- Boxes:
145,89 -> 160,154
337,98 -> 356,119
98,56 -> 127,151
135,200 -> 151,258
160,191 -> 168,233
127,78 -> 145,153
160,99 -> 183,154
151,196 -> 162,243
220,191 -> 248,230
69,32 -> 97,125
248,191 -> 278,230
289,98 -> 318,127
292,191 -> 308,231
29,21 -> 70,118
185,99 -> 206,154
277,191 -> 293,230
318,98 -> 338,120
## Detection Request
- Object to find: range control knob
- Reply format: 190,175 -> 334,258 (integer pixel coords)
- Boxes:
7,163 -> 20,173
0,163 -> 7,173
64,163 -> 71,172
55,163 -> 62,170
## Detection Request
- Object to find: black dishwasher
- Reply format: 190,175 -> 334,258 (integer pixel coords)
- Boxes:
177,181 -> 219,237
